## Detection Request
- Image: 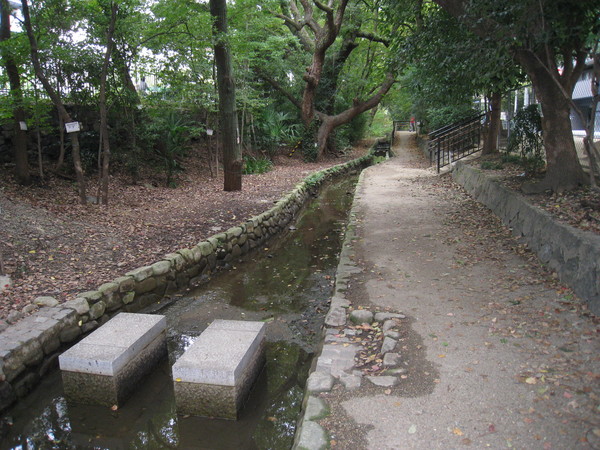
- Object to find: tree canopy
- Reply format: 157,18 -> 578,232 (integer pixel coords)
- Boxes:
1,0 -> 599,196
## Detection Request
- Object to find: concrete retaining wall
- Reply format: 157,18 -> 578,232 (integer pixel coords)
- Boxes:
0,154 -> 373,413
453,162 -> 600,315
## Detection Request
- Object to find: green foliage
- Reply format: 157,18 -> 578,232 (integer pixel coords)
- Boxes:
299,121 -> 319,162
501,153 -> 522,165
334,113 -> 369,150
427,104 -> 479,131
481,160 -> 504,170
507,105 -> 545,173
367,108 -> 393,138
304,171 -> 325,188
255,109 -> 301,157
387,4 -> 524,132
242,155 -> 273,174
138,109 -> 192,186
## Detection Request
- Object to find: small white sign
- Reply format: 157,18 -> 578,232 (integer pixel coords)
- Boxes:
19,121 -> 27,131
65,122 -> 81,133
206,128 -> 214,136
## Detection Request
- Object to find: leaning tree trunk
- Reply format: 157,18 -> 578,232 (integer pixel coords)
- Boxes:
21,0 -> 86,203
482,92 -> 501,155
315,73 -> 395,159
1,0 -> 29,185
210,0 -> 242,191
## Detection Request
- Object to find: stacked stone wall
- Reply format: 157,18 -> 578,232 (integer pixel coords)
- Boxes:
453,162 -> 600,315
0,153 -> 373,412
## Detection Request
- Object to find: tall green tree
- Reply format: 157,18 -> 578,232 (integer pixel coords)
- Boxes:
266,0 -> 395,159
21,0 -> 87,203
96,1 -> 118,205
403,6 -> 524,153
433,0 -> 600,193
210,0 -> 242,191
1,0 -> 29,184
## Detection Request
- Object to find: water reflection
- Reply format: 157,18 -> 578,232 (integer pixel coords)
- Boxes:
0,175 -> 358,449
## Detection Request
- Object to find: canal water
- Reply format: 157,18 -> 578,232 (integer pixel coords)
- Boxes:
0,174 -> 359,450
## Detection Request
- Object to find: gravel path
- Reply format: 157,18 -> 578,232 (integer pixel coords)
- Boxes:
318,132 -> 600,449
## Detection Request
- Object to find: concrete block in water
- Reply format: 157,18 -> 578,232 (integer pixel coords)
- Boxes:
59,312 -> 167,407
172,319 -> 266,419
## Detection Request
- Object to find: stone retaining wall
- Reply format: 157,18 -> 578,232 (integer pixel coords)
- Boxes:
0,154 -> 373,413
453,162 -> 600,315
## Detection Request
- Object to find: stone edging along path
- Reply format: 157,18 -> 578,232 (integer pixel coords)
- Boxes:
453,161 -> 600,315
0,153 -> 373,413
293,159 -> 600,449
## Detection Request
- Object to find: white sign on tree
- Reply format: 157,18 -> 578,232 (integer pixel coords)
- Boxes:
65,122 -> 81,133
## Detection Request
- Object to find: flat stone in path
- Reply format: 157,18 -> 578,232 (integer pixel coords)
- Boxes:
172,319 -> 266,419
59,313 -> 167,407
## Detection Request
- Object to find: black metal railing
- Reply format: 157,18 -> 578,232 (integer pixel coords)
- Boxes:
428,113 -> 485,172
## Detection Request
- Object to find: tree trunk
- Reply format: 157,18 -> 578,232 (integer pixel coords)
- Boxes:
1,0 -> 30,185
210,0 -> 242,191
297,0 -> 350,126
482,92 -> 501,155
315,74 -> 395,158
99,3 -> 118,206
21,0 -> 87,203
113,49 -> 139,103
517,51 -> 586,193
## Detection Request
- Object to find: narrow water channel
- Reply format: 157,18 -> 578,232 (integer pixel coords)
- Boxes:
0,174 -> 359,450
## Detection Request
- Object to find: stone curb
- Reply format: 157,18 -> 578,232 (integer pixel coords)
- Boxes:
294,154 -> 408,449
0,154 -> 374,413
453,162 -> 600,315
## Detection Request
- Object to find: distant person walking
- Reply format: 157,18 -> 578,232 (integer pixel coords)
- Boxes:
410,116 -> 416,132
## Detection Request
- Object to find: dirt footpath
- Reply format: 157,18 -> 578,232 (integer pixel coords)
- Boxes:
320,132 -> 599,449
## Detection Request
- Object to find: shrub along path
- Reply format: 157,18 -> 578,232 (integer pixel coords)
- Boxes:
0,144 -> 370,324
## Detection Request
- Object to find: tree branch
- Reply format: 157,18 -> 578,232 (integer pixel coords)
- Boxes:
255,68 -> 302,110
356,31 -> 390,47
275,5 -> 314,52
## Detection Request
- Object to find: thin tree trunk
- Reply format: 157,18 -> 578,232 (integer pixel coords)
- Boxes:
1,0 -> 30,185
57,113 -> 65,169
36,125 -> 43,179
210,0 -> 241,191
99,3 -> 118,205
21,0 -> 87,203
482,92 -> 501,155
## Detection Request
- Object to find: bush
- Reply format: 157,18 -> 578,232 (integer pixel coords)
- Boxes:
255,110 -> 300,157
138,109 -> 192,186
481,160 -> 504,170
300,121 -> 319,162
335,113 -> 369,148
243,155 -> 273,174
507,105 -> 544,174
